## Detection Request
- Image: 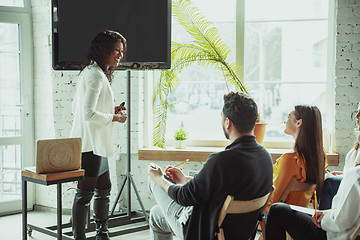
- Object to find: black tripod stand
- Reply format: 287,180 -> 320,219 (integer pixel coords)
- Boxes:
47,71 -> 148,240
106,70 -> 149,236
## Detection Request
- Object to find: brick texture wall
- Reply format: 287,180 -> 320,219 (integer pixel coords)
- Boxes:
335,0 -> 360,169
31,0 -> 145,210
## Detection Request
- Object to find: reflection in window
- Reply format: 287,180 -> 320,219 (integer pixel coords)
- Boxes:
166,0 -> 236,141
244,2 -> 329,142
163,0 -> 330,143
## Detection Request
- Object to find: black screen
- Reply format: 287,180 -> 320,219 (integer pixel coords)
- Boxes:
52,0 -> 171,70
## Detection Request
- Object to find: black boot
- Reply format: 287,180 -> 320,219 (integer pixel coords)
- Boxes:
93,188 -> 111,240
95,220 -> 110,240
72,188 -> 94,240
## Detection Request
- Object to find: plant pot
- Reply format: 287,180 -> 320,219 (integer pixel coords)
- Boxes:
175,140 -> 186,149
254,123 -> 267,144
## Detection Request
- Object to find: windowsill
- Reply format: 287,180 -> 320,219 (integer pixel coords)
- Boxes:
138,147 -> 339,166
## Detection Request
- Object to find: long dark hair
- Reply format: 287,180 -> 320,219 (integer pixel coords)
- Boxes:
293,105 -> 325,197
81,30 -> 127,83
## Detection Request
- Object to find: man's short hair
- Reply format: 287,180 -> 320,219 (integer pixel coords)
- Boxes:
222,92 -> 258,133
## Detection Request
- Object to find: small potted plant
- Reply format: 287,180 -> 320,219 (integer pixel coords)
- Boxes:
174,127 -> 189,149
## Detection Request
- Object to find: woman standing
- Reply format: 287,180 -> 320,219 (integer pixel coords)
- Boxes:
266,105 -> 326,212
70,30 -> 127,240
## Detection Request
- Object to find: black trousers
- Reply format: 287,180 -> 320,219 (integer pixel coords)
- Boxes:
265,202 -> 327,240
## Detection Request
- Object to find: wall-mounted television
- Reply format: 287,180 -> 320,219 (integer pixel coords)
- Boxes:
52,0 -> 171,70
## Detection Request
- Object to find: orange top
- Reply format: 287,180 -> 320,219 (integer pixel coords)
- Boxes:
313,191 -> 318,220
266,152 -> 327,213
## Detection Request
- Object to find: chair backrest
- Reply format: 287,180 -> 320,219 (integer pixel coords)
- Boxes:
280,177 -> 316,240
353,225 -> 360,240
217,186 -> 275,240
279,176 -> 316,203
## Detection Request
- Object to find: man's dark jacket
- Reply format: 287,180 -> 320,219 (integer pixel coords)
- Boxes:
168,135 -> 273,240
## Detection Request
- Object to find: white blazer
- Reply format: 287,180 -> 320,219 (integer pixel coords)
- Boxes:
321,166 -> 360,240
70,63 -> 115,157
343,147 -> 360,173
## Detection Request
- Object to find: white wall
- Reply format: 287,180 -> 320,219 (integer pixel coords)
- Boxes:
29,0 -> 360,211
334,0 -> 360,169
30,0 -> 148,210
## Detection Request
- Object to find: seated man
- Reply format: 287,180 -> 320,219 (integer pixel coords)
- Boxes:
265,165 -> 360,240
148,92 -> 273,240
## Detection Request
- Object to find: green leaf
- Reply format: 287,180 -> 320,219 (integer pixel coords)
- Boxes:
152,0 -> 249,148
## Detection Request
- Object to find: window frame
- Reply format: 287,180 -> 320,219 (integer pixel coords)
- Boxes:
143,0 -> 336,150
0,0 -> 34,214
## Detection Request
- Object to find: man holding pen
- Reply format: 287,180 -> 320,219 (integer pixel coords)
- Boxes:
147,92 -> 273,240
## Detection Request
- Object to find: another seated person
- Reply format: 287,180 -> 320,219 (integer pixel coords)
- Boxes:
266,105 -> 326,212
147,92 -> 273,240
320,102 -> 360,210
265,165 -> 360,240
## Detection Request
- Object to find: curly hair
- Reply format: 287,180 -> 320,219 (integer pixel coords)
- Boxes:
81,30 -> 127,83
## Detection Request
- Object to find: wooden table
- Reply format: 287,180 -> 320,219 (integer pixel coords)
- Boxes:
22,169 -> 84,240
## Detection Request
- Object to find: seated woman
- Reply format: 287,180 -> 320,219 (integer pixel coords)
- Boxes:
265,165 -> 360,240
320,102 -> 360,210
266,105 -> 326,212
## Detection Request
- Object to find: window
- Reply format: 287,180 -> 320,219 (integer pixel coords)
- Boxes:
0,23 -> 22,137
147,0 -> 334,148
0,0 -> 24,7
244,0 -> 331,143
0,0 -> 34,214
161,0 -> 238,144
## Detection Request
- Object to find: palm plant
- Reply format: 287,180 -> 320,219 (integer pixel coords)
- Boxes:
153,0 -> 249,148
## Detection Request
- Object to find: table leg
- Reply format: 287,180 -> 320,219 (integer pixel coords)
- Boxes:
22,179 -> 27,240
57,183 -> 62,240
